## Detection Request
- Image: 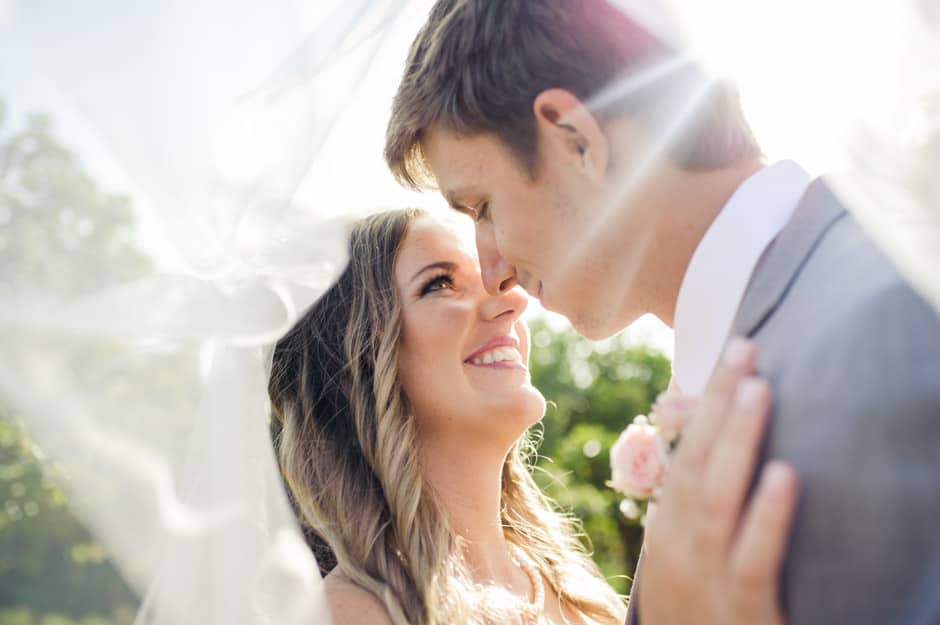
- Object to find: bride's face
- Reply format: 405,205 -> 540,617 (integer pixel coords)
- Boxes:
395,215 -> 546,449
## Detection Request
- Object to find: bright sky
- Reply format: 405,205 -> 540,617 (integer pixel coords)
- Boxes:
2,0 -> 932,357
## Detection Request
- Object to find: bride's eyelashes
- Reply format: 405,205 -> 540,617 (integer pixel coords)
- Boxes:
420,272 -> 456,296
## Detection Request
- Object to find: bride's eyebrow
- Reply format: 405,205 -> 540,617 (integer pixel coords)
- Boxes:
410,261 -> 458,285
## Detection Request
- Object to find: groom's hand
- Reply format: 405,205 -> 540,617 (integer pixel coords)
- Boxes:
638,338 -> 799,625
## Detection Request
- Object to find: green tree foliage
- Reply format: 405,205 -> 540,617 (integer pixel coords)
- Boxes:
0,104 -> 148,296
0,419 -> 137,625
0,100 -> 146,624
529,319 -> 672,596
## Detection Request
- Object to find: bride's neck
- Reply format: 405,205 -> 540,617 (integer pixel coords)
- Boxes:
419,440 -> 518,583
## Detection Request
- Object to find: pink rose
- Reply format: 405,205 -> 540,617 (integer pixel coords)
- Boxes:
609,417 -> 669,499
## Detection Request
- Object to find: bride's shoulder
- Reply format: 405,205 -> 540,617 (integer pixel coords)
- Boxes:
324,569 -> 394,625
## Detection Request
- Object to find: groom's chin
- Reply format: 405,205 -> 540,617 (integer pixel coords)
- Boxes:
569,314 -> 627,341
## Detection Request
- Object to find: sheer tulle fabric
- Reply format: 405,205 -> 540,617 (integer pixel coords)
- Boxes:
0,1 -> 937,624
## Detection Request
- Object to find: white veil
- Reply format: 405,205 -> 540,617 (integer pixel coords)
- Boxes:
1,1 -> 937,624
1,1 -> 415,624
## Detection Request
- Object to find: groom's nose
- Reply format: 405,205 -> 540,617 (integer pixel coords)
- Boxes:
476,225 -> 517,295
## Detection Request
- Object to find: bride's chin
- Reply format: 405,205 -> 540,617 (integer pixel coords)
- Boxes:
516,389 -> 548,428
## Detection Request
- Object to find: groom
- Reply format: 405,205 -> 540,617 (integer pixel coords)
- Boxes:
384,1 -> 940,624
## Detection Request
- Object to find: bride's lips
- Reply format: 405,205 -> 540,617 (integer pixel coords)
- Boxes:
463,335 -> 526,370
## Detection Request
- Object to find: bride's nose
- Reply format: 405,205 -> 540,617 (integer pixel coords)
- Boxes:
479,283 -> 528,322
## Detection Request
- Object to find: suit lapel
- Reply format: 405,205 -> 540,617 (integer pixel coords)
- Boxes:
731,179 -> 848,338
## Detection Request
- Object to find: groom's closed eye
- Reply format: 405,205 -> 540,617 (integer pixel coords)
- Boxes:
472,201 -> 490,223
449,203 -> 473,218
450,201 -> 489,224
444,189 -> 488,222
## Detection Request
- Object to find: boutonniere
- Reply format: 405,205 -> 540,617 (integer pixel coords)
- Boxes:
609,389 -> 695,523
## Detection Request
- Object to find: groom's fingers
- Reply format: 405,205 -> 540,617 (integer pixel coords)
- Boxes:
674,338 -> 757,473
701,377 -> 772,548
728,461 -> 799,612
656,338 -> 758,567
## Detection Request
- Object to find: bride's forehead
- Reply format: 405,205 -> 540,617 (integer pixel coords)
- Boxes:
401,214 -> 477,262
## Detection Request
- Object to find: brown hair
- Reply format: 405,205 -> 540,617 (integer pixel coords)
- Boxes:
385,0 -> 761,188
269,208 -> 625,625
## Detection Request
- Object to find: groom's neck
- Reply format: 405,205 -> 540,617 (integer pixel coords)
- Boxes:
641,158 -> 765,327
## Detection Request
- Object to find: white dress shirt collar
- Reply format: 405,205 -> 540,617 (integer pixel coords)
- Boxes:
672,160 -> 811,395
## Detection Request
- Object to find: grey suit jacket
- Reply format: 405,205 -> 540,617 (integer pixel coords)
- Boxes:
626,179 -> 940,625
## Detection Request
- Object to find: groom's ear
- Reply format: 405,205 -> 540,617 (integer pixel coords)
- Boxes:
533,89 -> 608,185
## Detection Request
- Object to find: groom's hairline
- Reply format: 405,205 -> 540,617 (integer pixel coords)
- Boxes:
384,0 -> 763,190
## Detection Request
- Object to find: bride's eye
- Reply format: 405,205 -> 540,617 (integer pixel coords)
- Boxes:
420,273 -> 455,296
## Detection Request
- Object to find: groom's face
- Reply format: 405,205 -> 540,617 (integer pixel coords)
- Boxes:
422,126 -> 639,339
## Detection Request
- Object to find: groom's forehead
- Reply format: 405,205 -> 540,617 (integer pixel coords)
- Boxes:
422,128 -> 512,188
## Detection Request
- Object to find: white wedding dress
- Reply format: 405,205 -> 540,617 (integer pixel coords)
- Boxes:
0,1 -> 937,624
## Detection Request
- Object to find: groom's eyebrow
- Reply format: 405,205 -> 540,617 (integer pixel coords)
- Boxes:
410,261 -> 458,284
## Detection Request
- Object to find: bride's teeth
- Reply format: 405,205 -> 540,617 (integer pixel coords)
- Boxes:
468,346 -> 522,365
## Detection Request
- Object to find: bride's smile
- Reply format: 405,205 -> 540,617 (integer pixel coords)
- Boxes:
394,214 -> 545,443
463,337 -> 525,369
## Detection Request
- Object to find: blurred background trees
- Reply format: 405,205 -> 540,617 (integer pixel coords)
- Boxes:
0,99 -> 670,621
0,100 -> 145,625
529,320 -> 671,595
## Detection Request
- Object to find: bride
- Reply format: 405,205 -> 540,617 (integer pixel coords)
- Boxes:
267,207 -> 797,625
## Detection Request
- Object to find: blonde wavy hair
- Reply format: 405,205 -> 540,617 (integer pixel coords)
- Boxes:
269,208 -> 625,625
